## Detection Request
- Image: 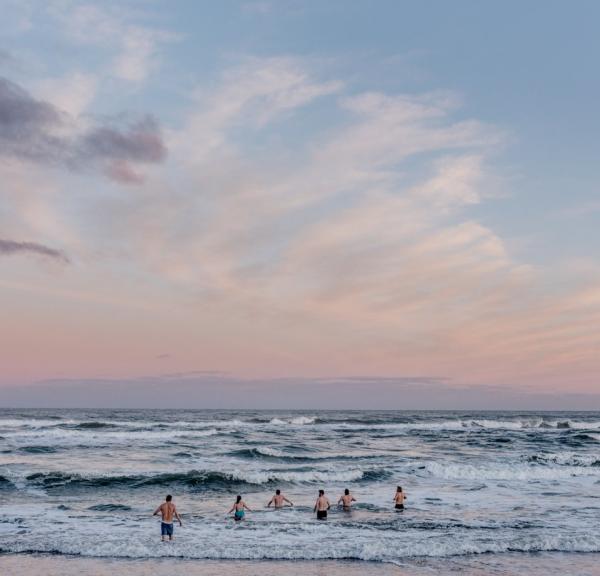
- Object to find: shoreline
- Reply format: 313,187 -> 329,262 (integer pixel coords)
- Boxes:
3,552 -> 600,576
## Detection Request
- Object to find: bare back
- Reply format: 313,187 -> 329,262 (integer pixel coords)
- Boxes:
159,502 -> 176,523
316,496 -> 330,511
340,494 -> 354,508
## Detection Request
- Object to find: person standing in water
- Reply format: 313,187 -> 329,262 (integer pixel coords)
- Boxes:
314,489 -> 330,520
229,494 -> 252,521
393,486 -> 406,510
338,488 -> 356,511
267,489 -> 294,508
153,494 -> 182,541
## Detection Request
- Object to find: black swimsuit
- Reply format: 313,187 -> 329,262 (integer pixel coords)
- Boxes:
395,503 -> 404,510
317,510 -> 327,520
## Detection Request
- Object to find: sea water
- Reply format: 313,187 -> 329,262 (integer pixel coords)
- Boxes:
1,409 -> 599,571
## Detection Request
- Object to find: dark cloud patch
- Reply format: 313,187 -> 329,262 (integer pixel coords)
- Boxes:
0,77 -> 64,161
0,238 -> 69,263
104,160 -> 145,184
0,76 -> 166,184
81,116 -> 166,163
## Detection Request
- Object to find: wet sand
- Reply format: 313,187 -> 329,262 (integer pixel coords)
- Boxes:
2,553 -> 600,576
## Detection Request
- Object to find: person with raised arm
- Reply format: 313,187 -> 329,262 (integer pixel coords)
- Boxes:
267,488 -> 294,508
153,494 -> 182,541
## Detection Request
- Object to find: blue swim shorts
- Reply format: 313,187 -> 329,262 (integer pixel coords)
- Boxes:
161,522 -> 174,537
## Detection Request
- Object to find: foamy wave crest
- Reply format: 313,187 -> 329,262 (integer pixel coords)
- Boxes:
268,416 -> 316,426
423,460 -> 600,480
330,418 -> 600,431
256,447 -> 285,457
3,427 -> 220,448
4,527 -> 600,561
528,452 -> 600,467
0,418 -> 78,428
16,466 -> 382,491
290,416 -> 316,425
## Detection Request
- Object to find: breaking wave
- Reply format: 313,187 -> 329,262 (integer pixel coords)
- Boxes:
3,531 -> 600,561
21,468 -> 388,491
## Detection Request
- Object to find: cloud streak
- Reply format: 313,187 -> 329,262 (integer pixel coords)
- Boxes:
0,238 -> 69,262
0,76 -> 166,183
49,2 -> 178,84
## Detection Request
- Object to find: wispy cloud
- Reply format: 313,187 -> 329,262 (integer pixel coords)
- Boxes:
50,2 -> 178,84
177,56 -> 342,158
0,238 -> 69,262
34,72 -> 97,118
114,56 -> 600,391
1,49 -> 599,395
0,76 -> 166,183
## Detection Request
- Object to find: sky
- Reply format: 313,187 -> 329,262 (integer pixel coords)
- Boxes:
1,0 -> 599,409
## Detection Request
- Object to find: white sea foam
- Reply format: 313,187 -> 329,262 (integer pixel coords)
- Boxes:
329,418 -> 600,431
269,418 -> 287,425
4,517 -> 600,560
290,416 -> 316,425
227,468 -> 367,484
528,452 -> 600,467
268,416 -> 316,426
4,415 -> 600,434
255,447 -> 285,457
423,460 -> 600,481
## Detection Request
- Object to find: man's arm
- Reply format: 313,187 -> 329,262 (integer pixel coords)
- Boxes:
337,496 -> 343,505
326,499 -> 331,510
173,505 -> 183,526
352,497 -> 357,502
267,497 -> 273,507
153,504 -> 162,516
284,497 -> 293,506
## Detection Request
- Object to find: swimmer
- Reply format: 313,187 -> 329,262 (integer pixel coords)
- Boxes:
338,488 -> 356,511
314,489 -> 330,520
229,494 -> 252,521
153,494 -> 182,541
267,489 -> 294,508
393,486 -> 406,510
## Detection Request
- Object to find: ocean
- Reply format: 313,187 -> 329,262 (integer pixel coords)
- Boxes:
1,409 -> 599,574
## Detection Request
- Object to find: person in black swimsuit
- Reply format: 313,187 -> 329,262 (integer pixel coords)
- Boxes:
314,489 -> 330,520
393,485 -> 406,510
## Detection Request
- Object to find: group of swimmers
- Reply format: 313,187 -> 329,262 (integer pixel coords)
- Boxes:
153,486 -> 406,541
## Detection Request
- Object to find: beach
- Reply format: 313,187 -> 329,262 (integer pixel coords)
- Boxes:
1,409 -> 599,573
4,554 -> 600,576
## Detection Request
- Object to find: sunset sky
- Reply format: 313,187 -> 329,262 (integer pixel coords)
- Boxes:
1,1 -> 599,408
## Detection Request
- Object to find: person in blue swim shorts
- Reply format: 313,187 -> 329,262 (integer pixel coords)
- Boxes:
153,494 -> 182,541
